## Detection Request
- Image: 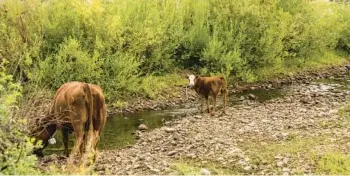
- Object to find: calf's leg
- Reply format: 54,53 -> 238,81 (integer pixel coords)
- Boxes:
212,93 -> 218,115
206,95 -> 210,113
200,96 -> 205,113
222,89 -> 227,114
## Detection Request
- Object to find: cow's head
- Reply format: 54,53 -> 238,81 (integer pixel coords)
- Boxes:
187,74 -> 198,87
31,122 -> 58,157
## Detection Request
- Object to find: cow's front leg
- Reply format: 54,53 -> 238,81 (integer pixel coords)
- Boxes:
211,93 -> 218,116
206,95 -> 210,113
200,96 -> 205,113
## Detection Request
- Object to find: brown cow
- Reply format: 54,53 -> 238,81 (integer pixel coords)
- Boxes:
32,82 -> 106,164
187,74 -> 227,115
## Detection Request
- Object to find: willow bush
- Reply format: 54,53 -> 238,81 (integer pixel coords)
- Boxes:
0,0 -> 349,99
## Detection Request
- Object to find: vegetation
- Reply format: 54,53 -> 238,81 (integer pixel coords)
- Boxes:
0,0 -> 349,101
0,65 -> 41,174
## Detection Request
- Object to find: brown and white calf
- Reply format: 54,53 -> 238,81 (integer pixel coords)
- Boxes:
187,74 -> 227,115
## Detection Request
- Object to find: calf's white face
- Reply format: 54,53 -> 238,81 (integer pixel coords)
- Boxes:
187,74 -> 196,87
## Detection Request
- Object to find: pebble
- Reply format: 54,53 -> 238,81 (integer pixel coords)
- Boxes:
201,168 -> 211,175
138,124 -> 148,131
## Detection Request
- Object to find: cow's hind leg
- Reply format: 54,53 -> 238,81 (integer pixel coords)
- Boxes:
221,89 -> 227,114
67,122 -> 85,165
91,131 -> 101,162
211,93 -> 218,116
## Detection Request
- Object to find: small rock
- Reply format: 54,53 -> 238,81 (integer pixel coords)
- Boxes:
167,150 -> 177,156
133,164 -> 141,169
283,172 -> 289,176
276,161 -> 284,167
164,127 -> 176,133
200,168 -> 211,175
243,166 -> 252,171
238,159 -> 247,166
138,124 -> 148,131
282,167 -> 290,172
248,94 -> 257,100
239,96 -> 245,101
150,168 -> 160,173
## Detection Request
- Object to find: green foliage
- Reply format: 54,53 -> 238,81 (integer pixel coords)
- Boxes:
0,64 -> 41,174
100,52 -> 141,99
35,38 -> 102,88
334,3 -> 350,53
0,0 -> 349,99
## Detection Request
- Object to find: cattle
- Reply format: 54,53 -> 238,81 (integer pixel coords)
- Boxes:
32,82 -> 106,165
187,74 -> 227,115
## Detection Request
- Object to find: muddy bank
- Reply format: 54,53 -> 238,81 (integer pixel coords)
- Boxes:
109,63 -> 350,114
95,74 -> 350,175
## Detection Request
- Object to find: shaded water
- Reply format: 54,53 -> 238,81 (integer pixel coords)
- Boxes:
45,107 -> 193,154
315,76 -> 350,90
99,111 -> 171,149
231,88 -> 285,104
44,75 -> 350,154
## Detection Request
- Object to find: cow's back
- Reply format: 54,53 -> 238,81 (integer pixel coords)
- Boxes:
195,76 -> 226,95
51,82 -> 89,121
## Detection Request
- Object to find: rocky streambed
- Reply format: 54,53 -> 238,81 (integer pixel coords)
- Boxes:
95,73 -> 350,175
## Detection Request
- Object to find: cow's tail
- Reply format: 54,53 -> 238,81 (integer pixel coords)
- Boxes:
83,83 -> 94,153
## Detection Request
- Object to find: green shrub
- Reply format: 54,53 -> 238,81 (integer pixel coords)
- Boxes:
0,0 -> 349,99
100,52 -> 141,100
35,38 -> 102,89
0,64 -> 41,174
334,3 -> 350,54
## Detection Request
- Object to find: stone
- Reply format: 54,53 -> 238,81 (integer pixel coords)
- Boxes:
164,127 -> 176,133
167,150 -> 177,156
138,124 -> 148,131
200,168 -> 211,175
243,166 -> 252,171
248,94 -> 257,100
276,161 -> 284,167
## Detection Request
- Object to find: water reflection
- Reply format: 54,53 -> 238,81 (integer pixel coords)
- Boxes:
44,110 -> 173,154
